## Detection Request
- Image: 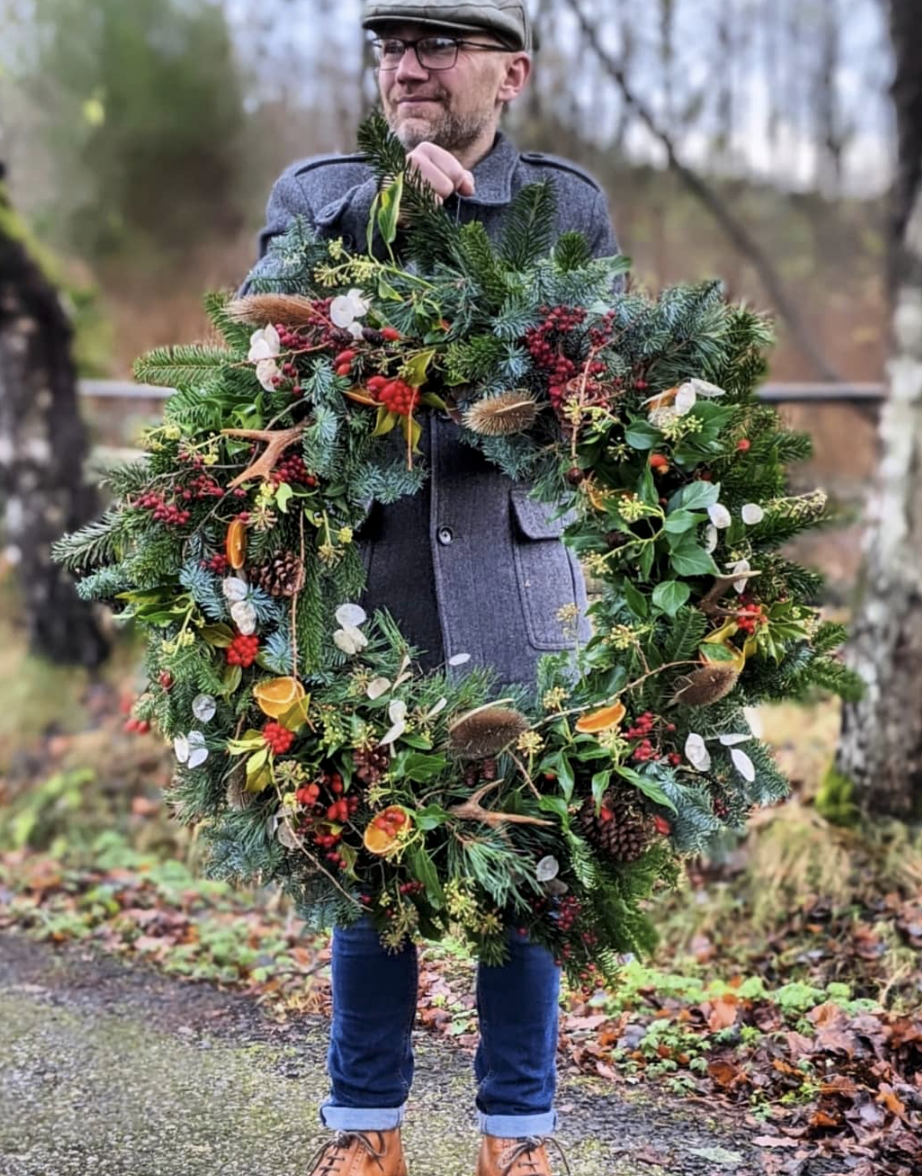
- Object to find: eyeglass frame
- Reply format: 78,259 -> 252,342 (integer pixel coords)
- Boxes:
370,34 -> 514,71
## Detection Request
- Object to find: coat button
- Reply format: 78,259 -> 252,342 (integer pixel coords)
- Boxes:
437,526 -> 454,545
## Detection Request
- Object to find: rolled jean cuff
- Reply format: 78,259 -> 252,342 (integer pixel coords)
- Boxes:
319,1100 -> 407,1131
477,1109 -> 558,1137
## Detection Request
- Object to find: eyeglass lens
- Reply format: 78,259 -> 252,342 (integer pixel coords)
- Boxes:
375,37 -> 459,70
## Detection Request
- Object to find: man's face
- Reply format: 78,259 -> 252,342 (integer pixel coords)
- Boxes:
374,22 -> 524,153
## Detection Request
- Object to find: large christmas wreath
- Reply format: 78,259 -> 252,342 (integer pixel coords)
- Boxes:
55,115 -> 861,989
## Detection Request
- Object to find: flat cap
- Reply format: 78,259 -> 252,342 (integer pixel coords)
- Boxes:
362,1 -> 532,53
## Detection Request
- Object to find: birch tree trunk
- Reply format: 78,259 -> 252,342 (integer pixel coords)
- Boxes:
0,167 -> 109,667
834,0 -> 922,818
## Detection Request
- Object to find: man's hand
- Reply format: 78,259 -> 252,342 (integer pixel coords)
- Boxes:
404,142 -> 475,202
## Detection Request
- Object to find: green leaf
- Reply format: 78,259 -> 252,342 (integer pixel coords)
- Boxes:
591,769 -> 611,807
624,418 -> 660,449
409,843 -> 443,905
638,542 -> 656,579
200,623 -> 234,648
669,541 -> 720,577
246,747 -> 270,777
377,274 -> 402,300
538,794 -> 569,822
401,348 -> 436,388
221,663 -> 243,696
623,580 -> 648,618
415,804 -> 449,831
663,509 -> 705,534
667,481 -> 720,512
614,765 -> 678,813
652,580 -> 691,616
366,190 -> 380,254
371,405 -> 399,436
275,483 -> 293,514
377,172 -> 404,246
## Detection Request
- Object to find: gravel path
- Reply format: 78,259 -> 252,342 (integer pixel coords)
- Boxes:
0,930 -> 831,1176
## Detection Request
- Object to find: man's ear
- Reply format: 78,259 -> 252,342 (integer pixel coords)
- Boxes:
497,52 -> 531,104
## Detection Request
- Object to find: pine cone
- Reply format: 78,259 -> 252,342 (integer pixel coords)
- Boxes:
253,551 -> 306,597
353,746 -> 389,785
577,789 -> 656,862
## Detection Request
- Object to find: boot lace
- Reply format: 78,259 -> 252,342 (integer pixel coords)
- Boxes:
497,1135 -> 572,1176
306,1129 -> 388,1175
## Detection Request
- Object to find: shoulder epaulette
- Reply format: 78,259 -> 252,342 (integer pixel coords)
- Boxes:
518,151 -> 603,192
292,152 -> 371,179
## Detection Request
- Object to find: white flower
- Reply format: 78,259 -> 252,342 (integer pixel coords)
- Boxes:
187,730 -> 209,769
231,599 -> 258,635
333,624 -> 368,655
448,652 -> 471,666
336,602 -> 367,628
674,383 -> 698,414
255,358 -> 280,392
175,730 -> 208,769
536,855 -> 560,882
703,524 -> 718,553
174,734 -> 189,764
741,503 -> 764,525
685,732 -> 711,772
248,325 -> 280,363
192,694 -> 217,723
726,558 -> 751,594
378,698 -> 407,746
730,747 -> 756,782
424,696 -> 448,719
249,325 -> 282,392
222,576 -> 248,602
330,289 -> 369,329
366,676 -> 391,700
707,502 -> 732,529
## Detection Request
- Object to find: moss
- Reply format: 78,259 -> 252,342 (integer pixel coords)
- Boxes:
816,765 -> 860,826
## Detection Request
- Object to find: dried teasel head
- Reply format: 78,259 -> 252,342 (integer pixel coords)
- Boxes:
462,390 -> 540,437
668,662 -> 741,708
447,703 -> 530,759
226,294 -> 323,329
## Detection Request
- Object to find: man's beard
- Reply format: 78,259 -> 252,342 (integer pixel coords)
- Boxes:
388,102 -> 492,154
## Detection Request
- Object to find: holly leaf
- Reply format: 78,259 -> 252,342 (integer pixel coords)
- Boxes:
371,405 -> 399,436
200,623 -> 235,648
401,348 -> 436,388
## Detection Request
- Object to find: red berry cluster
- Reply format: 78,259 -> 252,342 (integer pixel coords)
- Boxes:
588,308 -> 617,349
380,326 -> 401,342
624,712 -> 680,765
735,599 -> 768,635
525,304 -> 592,410
226,633 -> 259,667
270,451 -> 316,486
399,881 -> 425,896
202,553 -> 229,574
293,769 -> 361,869
334,348 -> 357,377
263,721 -> 294,755
370,376 -> 419,417
133,491 -> 191,527
176,472 -> 224,501
124,716 -> 151,734
372,808 -> 408,832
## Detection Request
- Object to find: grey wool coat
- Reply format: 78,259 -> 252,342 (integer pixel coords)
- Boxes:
241,126 -> 621,691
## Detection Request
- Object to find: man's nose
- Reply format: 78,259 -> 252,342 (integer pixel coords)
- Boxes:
394,45 -> 431,82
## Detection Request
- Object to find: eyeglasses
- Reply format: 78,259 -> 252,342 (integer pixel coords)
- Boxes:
371,35 -> 511,71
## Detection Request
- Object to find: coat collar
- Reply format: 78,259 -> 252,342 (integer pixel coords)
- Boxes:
463,128 -> 518,206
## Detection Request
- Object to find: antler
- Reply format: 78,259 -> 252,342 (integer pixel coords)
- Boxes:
699,569 -> 762,616
221,423 -> 308,489
449,780 -> 553,828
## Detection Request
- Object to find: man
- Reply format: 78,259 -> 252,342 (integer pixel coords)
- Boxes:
241,4 -> 621,1173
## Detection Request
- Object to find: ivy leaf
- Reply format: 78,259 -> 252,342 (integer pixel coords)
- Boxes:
624,416 -> 660,449
663,508 -> 706,534
667,481 -> 721,513
638,542 -> 656,579
669,540 -> 720,577
652,580 -> 691,616
623,580 -> 648,618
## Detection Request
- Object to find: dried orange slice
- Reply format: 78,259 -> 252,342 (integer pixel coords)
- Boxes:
254,676 -> 305,719
225,518 -> 247,569
575,700 -> 626,733
362,805 -> 411,856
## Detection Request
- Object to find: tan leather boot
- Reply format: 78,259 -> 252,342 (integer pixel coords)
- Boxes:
303,1127 -> 408,1176
476,1134 -> 572,1176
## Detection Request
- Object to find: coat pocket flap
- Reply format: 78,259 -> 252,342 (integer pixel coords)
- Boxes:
509,486 -> 577,538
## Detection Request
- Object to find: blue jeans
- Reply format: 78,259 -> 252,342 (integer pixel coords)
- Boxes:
319,916 -> 561,1137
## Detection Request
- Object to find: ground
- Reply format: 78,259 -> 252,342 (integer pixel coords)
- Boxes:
0,930 -> 802,1176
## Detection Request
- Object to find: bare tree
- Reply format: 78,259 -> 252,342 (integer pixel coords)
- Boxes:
0,164 -> 109,667
834,0 -> 922,817
561,0 -> 842,382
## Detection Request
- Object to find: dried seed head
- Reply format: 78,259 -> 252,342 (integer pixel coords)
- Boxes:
462,390 -> 540,437
448,705 -> 531,759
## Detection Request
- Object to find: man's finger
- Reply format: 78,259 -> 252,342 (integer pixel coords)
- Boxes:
407,155 -> 457,200
408,142 -> 476,197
